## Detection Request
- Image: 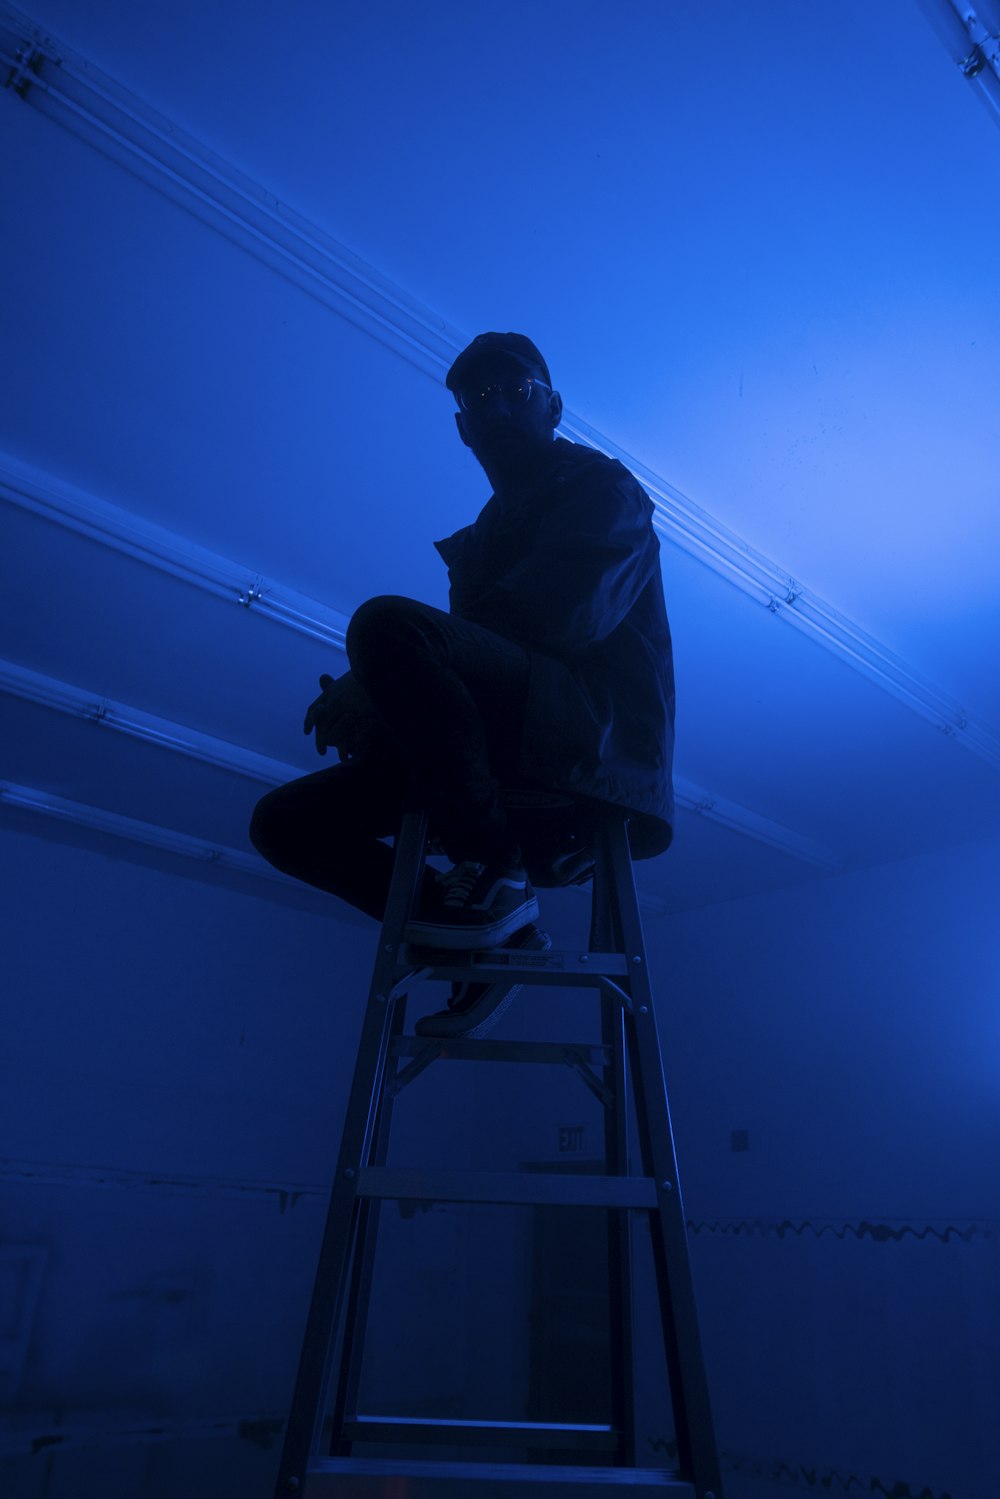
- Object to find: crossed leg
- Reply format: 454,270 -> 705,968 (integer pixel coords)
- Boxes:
250,595 -> 533,925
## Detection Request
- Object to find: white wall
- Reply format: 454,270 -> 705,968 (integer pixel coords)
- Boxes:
643,830 -> 1000,1498
0,816 -> 614,1497
0,820 -> 363,1496
5,814 -> 995,1498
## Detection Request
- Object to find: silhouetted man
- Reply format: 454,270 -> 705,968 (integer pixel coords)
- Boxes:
250,332 -> 675,1036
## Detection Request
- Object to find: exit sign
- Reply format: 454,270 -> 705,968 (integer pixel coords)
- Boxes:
558,1124 -> 586,1154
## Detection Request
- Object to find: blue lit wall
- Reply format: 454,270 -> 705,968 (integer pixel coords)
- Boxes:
649,831 -> 1000,1497
2,2 -> 999,1498
3,787 -> 998,1497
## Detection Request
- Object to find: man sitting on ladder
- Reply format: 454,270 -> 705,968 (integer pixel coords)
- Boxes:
250,332 -> 675,1037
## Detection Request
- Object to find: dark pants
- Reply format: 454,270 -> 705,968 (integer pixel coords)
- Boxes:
249,596 -> 535,925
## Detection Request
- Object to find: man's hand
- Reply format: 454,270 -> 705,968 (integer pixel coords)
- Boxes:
303,672 -> 381,760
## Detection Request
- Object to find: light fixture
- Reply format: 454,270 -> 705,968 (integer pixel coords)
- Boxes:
0,778 -> 297,885
672,777 -> 840,871
0,451 -> 348,652
0,656 -> 303,782
915,0 -> 1000,127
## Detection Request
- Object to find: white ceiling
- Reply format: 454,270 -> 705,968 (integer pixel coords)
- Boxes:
2,0 -> 999,915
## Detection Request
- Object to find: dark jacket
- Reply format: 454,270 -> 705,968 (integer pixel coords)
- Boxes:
434,436 -> 675,858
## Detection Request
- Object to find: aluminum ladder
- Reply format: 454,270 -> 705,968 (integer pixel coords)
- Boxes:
274,794 -> 724,1498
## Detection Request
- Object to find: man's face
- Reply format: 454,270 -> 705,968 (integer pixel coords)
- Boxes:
453,356 -> 563,481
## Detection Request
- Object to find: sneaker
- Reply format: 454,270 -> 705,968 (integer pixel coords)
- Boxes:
402,859 -> 539,950
414,924 -> 553,1039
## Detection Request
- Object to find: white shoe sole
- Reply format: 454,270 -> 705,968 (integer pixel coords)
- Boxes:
403,895 -> 540,950
414,929 -> 553,1038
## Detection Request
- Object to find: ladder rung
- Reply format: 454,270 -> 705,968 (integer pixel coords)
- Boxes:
306,1456 -> 695,1493
356,1168 -> 658,1209
344,1415 -> 621,1451
397,947 -> 631,984
392,1038 -> 612,1066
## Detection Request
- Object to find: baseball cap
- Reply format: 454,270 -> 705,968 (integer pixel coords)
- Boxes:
445,332 -> 552,394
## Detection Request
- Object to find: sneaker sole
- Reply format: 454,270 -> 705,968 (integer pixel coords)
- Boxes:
414,927 -> 553,1040
402,893 -> 540,950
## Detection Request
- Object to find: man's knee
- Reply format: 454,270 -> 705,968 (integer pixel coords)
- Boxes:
249,787 -> 285,862
347,595 -> 426,672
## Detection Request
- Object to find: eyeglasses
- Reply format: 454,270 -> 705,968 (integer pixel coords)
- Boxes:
456,375 -> 550,414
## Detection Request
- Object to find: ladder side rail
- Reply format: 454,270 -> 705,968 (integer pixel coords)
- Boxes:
604,1004 -> 637,1467
601,818 -> 724,1499
274,810 -> 431,1498
594,829 -> 638,1468
329,992 -> 412,1456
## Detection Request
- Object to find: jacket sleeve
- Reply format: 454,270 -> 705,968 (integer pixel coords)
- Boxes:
456,473 -> 660,659
433,525 -> 480,617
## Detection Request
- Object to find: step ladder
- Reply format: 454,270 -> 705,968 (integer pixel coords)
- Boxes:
274,794 -> 724,1498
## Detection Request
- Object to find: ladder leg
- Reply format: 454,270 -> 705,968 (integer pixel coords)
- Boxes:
600,817 -> 725,1499
595,847 -> 638,1468
274,810 -> 431,1499
328,990 -> 409,1456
